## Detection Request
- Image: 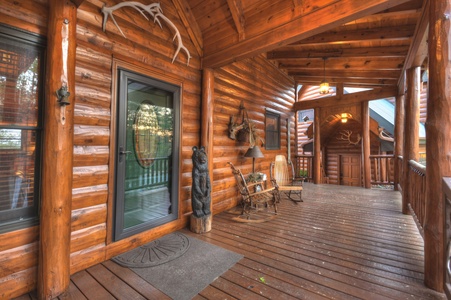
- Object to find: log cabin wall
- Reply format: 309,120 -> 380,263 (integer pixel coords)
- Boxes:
212,55 -> 295,213
0,1 -> 295,297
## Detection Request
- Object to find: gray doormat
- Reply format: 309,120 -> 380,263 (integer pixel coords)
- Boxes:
123,232 -> 243,300
112,232 -> 190,268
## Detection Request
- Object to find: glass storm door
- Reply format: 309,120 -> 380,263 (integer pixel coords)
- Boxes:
115,69 -> 179,241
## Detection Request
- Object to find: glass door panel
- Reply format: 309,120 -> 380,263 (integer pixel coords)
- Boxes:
115,69 -> 179,241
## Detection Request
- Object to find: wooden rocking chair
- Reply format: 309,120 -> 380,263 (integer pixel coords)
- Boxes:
228,162 -> 279,222
270,155 -> 303,202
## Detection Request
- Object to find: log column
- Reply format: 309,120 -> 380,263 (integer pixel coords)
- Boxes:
394,78 -> 405,191
38,1 -> 76,299
313,107 -> 321,184
191,68 -> 214,233
423,0 -> 451,291
402,67 -> 420,214
362,101 -> 371,188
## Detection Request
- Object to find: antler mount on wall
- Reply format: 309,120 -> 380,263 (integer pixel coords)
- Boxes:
101,2 -> 191,65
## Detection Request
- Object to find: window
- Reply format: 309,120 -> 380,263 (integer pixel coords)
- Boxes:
0,25 -> 45,233
265,110 -> 280,150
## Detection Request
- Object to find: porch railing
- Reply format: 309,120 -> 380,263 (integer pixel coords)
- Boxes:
407,159 -> 427,233
397,156 -> 403,191
126,157 -> 170,190
369,154 -> 394,187
294,155 -> 313,182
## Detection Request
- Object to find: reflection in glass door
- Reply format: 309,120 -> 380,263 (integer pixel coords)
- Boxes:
115,69 -> 179,241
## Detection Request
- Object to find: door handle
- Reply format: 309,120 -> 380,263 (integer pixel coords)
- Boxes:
119,147 -> 131,162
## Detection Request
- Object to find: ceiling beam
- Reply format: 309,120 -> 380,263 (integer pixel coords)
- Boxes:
398,0 -> 429,86
292,25 -> 415,45
172,0 -> 204,57
203,0 -> 412,68
288,69 -> 400,79
294,76 -> 398,86
267,46 -> 409,59
226,0 -> 246,41
293,86 -> 398,110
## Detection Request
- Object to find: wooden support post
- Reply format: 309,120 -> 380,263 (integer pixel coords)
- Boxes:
394,78 -> 405,191
402,66 -> 420,214
38,1 -> 76,299
195,68 -> 214,232
423,0 -> 451,291
362,101 -> 371,188
313,108 -> 321,184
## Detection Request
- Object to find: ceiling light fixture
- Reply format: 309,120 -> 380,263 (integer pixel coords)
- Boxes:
319,57 -> 329,94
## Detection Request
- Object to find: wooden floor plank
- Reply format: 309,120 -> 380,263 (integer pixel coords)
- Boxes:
86,264 -> 146,300
58,281 -> 87,300
71,270 -> 115,300
14,183 -> 447,300
101,260 -> 171,300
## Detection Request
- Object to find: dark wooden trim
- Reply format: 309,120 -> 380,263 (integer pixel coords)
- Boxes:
38,1 -> 77,298
70,0 -> 86,8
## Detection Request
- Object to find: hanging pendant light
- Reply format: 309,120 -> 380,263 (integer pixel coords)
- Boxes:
319,57 -> 329,94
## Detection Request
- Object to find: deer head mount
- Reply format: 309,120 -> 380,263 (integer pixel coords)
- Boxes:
337,130 -> 362,146
101,2 -> 191,65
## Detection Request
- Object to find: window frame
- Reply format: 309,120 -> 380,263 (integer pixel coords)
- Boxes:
265,110 -> 281,150
0,24 -> 46,233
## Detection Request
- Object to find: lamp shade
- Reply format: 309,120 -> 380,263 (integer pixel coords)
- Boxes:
244,146 -> 264,158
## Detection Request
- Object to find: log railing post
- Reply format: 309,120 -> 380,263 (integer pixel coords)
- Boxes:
313,108 -> 321,184
38,1 -> 76,299
402,66 -> 420,214
423,0 -> 451,291
362,101 -> 371,188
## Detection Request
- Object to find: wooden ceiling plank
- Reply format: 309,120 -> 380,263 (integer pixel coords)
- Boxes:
226,0 -> 246,40
203,0 -> 412,68
288,69 -> 400,79
172,0 -> 204,57
293,87 -> 398,110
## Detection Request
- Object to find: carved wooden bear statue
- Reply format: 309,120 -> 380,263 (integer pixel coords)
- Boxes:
191,146 -> 211,218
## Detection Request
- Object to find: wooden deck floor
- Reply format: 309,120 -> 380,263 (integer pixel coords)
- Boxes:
16,183 -> 446,299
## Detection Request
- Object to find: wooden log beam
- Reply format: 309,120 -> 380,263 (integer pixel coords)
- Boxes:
201,68 -> 214,214
226,0 -> 245,41
362,102 -> 371,188
394,73 -> 405,191
423,0 -> 451,292
293,87 -> 397,111
172,0 -> 204,57
38,0 -> 76,299
203,0 -> 411,68
313,108 -> 321,184
402,66 -> 420,215
398,0 -> 429,86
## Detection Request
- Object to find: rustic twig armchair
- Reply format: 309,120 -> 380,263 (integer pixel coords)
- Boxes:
228,162 -> 279,222
270,155 -> 303,202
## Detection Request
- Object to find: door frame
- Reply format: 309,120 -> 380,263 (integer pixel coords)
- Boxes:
107,59 -> 183,244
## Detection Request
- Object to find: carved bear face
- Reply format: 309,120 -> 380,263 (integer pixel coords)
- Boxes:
192,146 -> 208,166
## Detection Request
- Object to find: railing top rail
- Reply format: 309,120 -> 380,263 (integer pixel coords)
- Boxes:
295,154 -> 314,158
409,159 -> 426,174
369,154 -> 395,158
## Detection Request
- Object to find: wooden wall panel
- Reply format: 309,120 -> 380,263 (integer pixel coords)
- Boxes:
212,55 -> 295,211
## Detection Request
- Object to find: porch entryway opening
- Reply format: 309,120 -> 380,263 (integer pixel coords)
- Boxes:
114,69 -> 180,241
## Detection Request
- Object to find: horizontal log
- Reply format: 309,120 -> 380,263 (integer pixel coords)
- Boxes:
71,224 -> 107,253
73,125 -> 110,146
0,243 -> 38,278
0,226 -> 39,252
72,185 -> 109,210
72,166 -> 109,189
0,267 -> 37,299
71,204 -> 107,232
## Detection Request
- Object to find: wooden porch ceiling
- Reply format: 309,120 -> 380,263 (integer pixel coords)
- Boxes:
184,0 -> 427,90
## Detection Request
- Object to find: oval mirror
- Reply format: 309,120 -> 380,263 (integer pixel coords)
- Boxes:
134,101 -> 159,168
